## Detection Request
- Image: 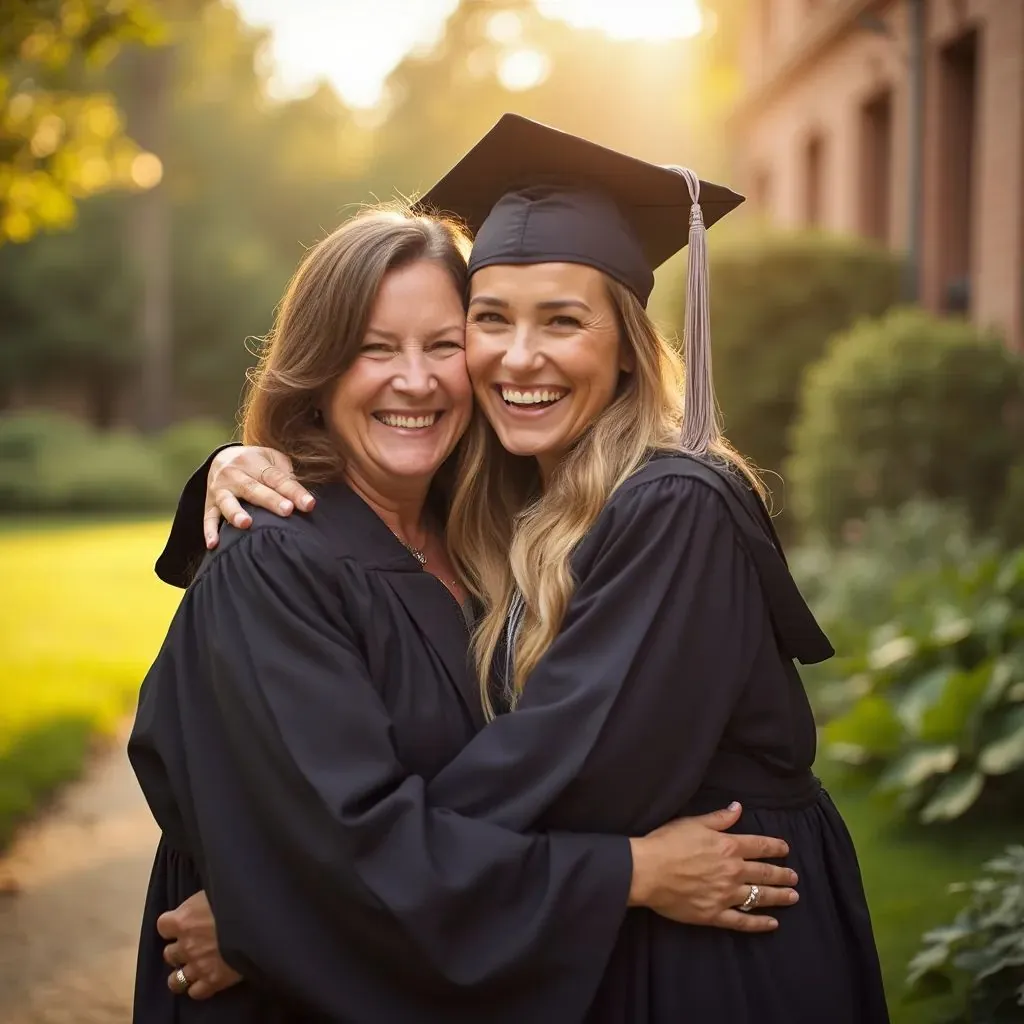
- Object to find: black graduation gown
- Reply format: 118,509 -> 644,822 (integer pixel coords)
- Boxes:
129,481 -> 633,1024
155,450 -> 889,1024
421,454 -> 890,1023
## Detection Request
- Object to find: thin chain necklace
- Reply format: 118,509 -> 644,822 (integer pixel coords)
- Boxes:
392,530 -> 462,599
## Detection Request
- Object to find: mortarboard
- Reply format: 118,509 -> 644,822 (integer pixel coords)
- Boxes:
413,114 -> 744,455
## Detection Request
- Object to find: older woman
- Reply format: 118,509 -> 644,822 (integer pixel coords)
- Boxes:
130,196 -> 797,1024
168,116 -> 888,1022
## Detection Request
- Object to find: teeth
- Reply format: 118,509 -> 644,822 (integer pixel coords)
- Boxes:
377,413 -> 439,429
500,388 -> 566,406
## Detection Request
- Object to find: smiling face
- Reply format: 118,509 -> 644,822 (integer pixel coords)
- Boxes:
326,259 -> 473,496
465,262 -> 632,479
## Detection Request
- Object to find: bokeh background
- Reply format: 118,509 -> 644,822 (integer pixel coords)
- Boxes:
1,1 -> 1022,1022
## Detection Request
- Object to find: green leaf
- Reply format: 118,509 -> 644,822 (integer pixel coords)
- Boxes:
920,769 -> 985,823
919,665 -> 991,743
823,695 -> 904,760
868,634 -> 917,672
979,707 -> 1024,775
904,967 -> 954,1002
897,667 -> 956,735
878,745 -> 958,792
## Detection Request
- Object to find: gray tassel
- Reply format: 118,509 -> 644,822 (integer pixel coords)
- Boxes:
666,165 -> 720,456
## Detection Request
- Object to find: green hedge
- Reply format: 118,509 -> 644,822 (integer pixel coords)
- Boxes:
787,308 -> 1024,542
0,411 -> 228,514
700,232 -> 902,479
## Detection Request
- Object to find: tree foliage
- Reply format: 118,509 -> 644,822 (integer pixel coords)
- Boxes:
1,0 -> 748,425
0,0 -> 166,242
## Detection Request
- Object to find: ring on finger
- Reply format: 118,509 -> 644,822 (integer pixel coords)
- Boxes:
172,967 -> 192,994
737,883 -> 761,912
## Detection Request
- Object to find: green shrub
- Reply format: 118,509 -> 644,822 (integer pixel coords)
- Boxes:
46,431 -> 176,512
0,411 -> 222,515
907,844 -> 1024,1022
158,417 -> 231,486
700,231 -> 901,478
0,411 -> 93,510
822,546 -> 1024,824
994,460 -> 1024,550
787,308 -> 1024,541
790,501 -> 996,719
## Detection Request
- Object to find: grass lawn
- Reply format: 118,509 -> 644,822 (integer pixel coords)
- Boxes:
0,518 -> 181,848
820,762 -> 1016,1024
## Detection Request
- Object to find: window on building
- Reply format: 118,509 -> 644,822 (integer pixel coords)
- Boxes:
859,89 -> 893,242
803,132 -> 825,227
937,29 -> 978,313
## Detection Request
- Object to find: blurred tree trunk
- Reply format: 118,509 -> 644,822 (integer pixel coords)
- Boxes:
123,43 -> 174,433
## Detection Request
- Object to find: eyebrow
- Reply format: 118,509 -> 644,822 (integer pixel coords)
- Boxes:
364,325 -> 464,341
469,295 -> 592,313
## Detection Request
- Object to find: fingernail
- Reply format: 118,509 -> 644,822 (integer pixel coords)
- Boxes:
767,917 -> 779,928
279,500 -> 293,514
788,871 -> 798,884
234,514 -> 249,527
788,891 -> 799,903
301,495 -> 315,510
781,843 -> 790,856
728,801 -> 741,811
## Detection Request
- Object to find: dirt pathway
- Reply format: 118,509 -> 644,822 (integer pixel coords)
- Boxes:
0,726 -> 158,1023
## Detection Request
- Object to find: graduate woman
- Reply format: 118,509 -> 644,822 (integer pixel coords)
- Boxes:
166,115 -> 890,1022
129,188 -> 800,1023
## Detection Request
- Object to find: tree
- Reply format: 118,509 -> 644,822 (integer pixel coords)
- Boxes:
0,0 -> 166,243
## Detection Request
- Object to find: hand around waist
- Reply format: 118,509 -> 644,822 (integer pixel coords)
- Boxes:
627,801 -> 799,933
160,890 -> 242,1001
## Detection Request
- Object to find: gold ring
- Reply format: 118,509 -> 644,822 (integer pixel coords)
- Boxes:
737,884 -> 761,912
259,465 -> 274,486
173,967 -> 191,992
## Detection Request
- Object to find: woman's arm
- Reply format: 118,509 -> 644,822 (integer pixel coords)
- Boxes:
135,524 -> 633,1017
154,444 -> 314,587
427,473 -> 792,871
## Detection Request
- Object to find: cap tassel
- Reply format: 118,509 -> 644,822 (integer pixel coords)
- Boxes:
667,166 -> 719,456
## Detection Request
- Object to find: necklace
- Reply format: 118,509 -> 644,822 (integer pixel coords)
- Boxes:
392,530 -> 462,598
398,538 -> 427,565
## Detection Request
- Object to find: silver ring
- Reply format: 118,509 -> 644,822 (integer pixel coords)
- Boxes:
173,967 -> 191,993
737,884 -> 761,912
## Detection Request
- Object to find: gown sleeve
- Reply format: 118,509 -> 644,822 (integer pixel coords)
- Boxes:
131,525 -> 631,1014
426,474 -> 768,832
154,442 -> 239,588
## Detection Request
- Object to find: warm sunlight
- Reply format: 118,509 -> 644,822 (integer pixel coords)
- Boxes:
536,0 -> 703,41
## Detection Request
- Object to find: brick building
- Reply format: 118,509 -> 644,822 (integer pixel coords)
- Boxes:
730,0 -> 1024,348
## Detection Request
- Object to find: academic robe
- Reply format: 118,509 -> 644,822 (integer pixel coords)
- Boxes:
129,480 -> 633,1024
155,450 -> 890,1023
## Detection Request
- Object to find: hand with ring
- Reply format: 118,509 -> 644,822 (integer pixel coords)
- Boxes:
629,802 -> 799,932
158,890 -> 242,1000
203,445 -> 315,549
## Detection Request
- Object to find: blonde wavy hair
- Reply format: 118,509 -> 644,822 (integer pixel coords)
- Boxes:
447,276 -> 764,719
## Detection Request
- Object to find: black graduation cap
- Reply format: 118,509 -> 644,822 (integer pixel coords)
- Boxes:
414,113 -> 745,455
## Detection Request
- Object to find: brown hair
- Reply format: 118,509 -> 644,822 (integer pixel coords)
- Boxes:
242,208 -> 471,483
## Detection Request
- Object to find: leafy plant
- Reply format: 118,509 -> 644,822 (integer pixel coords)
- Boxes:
787,308 -> 1024,542
821,546 -> 1024,824
907,845 -> 1024,1023
790,501 -> 996,719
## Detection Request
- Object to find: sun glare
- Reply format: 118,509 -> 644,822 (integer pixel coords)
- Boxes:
536,0 -> 703,42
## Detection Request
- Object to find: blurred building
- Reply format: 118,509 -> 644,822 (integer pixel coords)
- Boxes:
731,0 -> 1024,349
